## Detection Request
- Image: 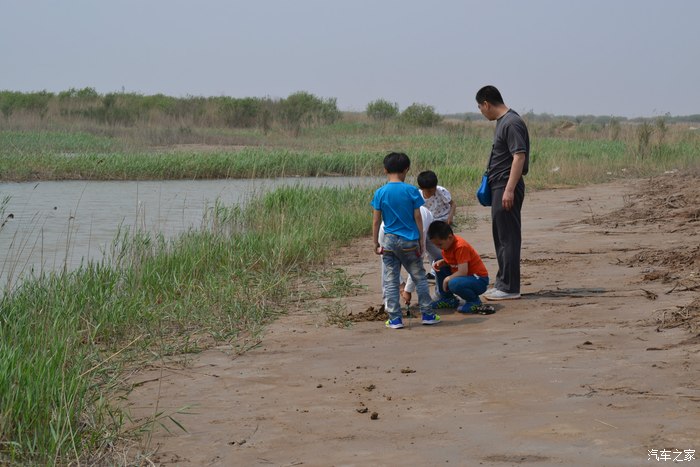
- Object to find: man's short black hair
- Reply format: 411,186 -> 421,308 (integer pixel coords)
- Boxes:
383,152 -> 410,174
475,85 -> 504,106
427,220 -> 453,240
417,170 -> 438,189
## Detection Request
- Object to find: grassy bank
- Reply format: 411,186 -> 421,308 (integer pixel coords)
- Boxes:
0,183 -> 373,464
1,119 -> 698,192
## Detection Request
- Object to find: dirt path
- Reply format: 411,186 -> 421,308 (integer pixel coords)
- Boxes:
125,176 -> 699,466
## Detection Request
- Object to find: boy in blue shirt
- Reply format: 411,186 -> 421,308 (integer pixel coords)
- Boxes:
372,152 -> 440,329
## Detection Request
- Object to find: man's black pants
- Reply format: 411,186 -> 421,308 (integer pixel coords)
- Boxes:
490,181 -> 525,294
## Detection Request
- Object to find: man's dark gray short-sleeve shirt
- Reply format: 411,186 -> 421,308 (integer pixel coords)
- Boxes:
488,109 -> 529,187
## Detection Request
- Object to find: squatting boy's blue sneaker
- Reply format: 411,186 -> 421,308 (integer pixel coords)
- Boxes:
457,302 -> 481,313
430,296 -> 460,309
421,313 -> 441,325
385,317 -> 405,329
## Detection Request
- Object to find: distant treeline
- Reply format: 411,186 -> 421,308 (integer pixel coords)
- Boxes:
0,88 -> 341,135
0,89 -> 447,131
1,89 -> 698,133
450,111 -> 700,125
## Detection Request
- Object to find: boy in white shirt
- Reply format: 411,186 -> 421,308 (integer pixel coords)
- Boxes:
417,170 -> 456,225
417,170 -> 456,281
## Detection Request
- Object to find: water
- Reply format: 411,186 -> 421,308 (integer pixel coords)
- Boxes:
0,177 -> 381,290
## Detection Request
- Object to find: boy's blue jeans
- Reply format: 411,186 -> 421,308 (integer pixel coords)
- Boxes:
381,233 -> 432,321
435,264 -> 489,306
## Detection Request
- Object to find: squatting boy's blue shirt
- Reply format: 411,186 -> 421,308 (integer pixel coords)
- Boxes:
371,181 -> 424,241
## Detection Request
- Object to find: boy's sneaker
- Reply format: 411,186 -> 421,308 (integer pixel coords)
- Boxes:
484,289 -> 521,301
431,296 -> 460,309
421,313 -> 441,325
457,302 -> 481,313
385,317 -> 405,329
458,302 -> 496,315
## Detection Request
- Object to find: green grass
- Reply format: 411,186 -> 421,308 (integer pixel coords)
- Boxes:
0,183 -> 374,464
1,121 -> 697,190
0,130 -> 121,155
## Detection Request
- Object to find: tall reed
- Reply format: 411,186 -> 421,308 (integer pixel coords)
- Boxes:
1,121 -> 698,188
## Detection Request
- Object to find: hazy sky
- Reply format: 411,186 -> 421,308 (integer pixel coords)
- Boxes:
2,0 -> 699,118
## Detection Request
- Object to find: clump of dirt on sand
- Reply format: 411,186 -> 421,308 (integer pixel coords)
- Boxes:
345,304 -> 387,322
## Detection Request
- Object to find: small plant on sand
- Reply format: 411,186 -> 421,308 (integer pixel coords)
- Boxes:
317,268 -> 366,299
324,301 -> 353,328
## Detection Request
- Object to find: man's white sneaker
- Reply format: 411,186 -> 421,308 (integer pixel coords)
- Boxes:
484,289 -> 521,301
482,288 -> 498,297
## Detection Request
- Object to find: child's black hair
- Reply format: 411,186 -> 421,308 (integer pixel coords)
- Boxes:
383,152 -> 410,173
417,170 -> 438,189
427,220 -> 453,240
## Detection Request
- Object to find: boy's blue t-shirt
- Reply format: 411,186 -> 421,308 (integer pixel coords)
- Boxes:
371,181 -> 424,241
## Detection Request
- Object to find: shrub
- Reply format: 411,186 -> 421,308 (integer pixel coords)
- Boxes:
58,87 -> 100,101
0,91 -> 21,119
366,99 -> 399,120
400,103 -> 442,127
218,97 -> 262,128
0,90 -> 54,119
164,95 -> 208,122
280,91 -> 341,136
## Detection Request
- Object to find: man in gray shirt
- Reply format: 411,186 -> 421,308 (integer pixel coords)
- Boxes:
475,85 -> 529,300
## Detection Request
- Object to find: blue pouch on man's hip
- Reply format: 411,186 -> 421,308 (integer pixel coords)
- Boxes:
476,171 -> 491,207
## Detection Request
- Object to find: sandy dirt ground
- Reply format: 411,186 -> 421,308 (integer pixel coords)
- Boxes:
124,175 -> 699,466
